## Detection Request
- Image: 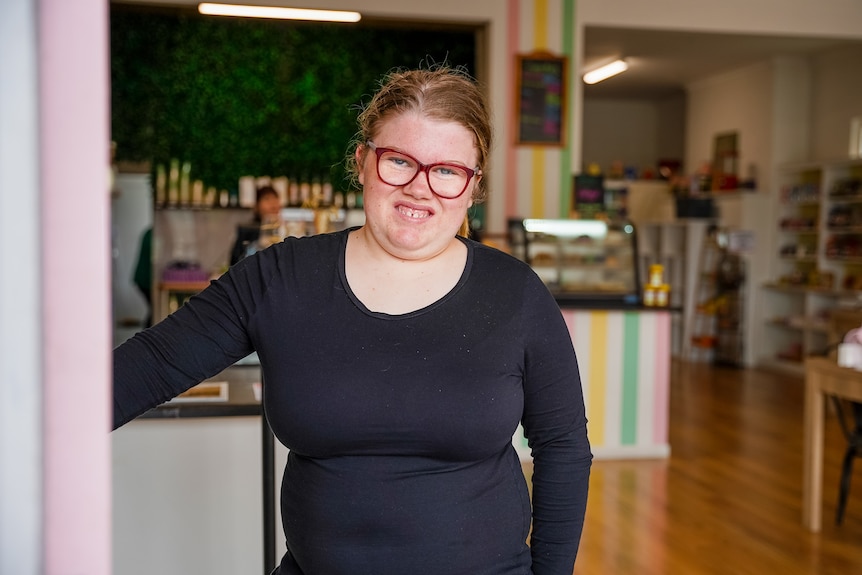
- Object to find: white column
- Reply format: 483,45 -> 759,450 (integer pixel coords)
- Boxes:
0,1 -> 42,574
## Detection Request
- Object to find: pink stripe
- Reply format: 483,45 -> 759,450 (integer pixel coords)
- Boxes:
505,0 -> 520,217
41,1 -> 112,573
652,311 -> 671,444
561,308 -> 576,339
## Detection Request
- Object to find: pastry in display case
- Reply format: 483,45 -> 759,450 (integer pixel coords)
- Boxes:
507,218 -> 641,306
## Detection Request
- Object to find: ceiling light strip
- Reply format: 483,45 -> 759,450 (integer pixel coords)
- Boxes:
198,3 -> 361,23
583,59 -> 628,85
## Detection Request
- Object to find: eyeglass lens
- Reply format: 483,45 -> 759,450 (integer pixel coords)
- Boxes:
376,149 -> 471,198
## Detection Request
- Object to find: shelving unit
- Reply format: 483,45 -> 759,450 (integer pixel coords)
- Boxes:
689,229 -> 721,363
637,220 -> 713,359
761,158 -> 862,373
712,237 -> 746,367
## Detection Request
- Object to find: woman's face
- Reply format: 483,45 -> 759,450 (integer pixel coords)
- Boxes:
256,193 -> 281,221
357,112 -> 478,261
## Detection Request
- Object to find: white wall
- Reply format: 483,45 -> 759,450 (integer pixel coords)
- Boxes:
112,174 -> 152,331
579,0 -> 862,38
656,93 -> 686,163
686,60 -> 774,195
811,43 -> 862,161
582,99 -> 657,172
581,94 -> 685,176
685,61 -> 775,366
1,2 -> 42,574
582,97 -> 682,175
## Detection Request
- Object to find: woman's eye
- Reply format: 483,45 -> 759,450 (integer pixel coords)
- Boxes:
387,155 -> 413,169
432,165 -> 462,178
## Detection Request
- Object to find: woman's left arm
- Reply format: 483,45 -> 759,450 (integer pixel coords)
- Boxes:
520,279 -> 592,575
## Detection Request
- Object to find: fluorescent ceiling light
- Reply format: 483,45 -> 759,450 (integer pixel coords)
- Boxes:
198,3 -> 362,23
583,59 -> 628,85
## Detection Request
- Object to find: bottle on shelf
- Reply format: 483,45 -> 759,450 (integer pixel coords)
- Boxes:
179,161 -> 191,207
322,175 -> 333,206
155,164 -> 167,207
288,175 -> 300,207
168,159 -> 180,207
299,173 -> 311,206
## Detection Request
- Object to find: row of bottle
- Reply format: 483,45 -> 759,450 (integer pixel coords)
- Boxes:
238,174 -> 362,210
153,160 -> 221,208
153,160 -> 362,210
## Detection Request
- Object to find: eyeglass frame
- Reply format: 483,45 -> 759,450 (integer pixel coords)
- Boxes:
365,141 -> 481,199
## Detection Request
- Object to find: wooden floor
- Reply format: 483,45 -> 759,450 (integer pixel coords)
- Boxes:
538,360 -> 862,575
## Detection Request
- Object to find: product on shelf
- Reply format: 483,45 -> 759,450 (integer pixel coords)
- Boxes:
643,264 -> 670,307
829,177 -> 862,198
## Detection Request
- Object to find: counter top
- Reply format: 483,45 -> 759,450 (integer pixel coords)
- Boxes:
138,364 -> 262,420
553,295 -> 680,312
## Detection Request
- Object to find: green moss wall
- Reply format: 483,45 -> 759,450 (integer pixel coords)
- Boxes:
110,7 -> 476,193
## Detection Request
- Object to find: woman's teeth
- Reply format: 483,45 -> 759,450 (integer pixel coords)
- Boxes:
398,206 -> 430,219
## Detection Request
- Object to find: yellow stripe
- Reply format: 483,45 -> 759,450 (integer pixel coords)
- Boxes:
534,0 -> 548,49
531,149 -> 545,216
588,311 -> 608,446
530,0 -> 548,218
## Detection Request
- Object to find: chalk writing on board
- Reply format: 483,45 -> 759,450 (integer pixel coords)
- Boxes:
516,55 -> 566,145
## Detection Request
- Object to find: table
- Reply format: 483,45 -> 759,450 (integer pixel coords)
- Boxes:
802,356 -> 862,532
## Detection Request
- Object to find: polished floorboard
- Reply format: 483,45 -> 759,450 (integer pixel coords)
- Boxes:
527,360 -> 862,575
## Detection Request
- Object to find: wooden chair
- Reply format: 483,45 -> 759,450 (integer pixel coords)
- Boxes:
827,308 -> 862,525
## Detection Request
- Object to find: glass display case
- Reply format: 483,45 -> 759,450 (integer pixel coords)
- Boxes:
508,218 -> 641,306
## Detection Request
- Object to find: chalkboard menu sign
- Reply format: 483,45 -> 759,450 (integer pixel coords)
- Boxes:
573,174 -> 605,219
515,53 -> 567,146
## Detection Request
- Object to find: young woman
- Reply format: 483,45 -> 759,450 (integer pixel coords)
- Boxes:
113,66 -> 591,575
229,185 -> 283,265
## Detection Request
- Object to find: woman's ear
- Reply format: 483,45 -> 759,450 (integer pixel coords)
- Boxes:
468,176 -> 480,208
355,145 -> 365,186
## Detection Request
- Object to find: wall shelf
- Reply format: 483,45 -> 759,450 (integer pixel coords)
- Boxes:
760,158 -> 862,371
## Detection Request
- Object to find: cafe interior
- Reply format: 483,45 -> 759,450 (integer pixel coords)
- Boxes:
5,1 -> 862,574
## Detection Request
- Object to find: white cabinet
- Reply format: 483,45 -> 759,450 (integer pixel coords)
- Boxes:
761,158 -> 862,373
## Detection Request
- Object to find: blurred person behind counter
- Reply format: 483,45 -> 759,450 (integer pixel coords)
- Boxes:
113,64 -> 591,575
230,184 -> 283,265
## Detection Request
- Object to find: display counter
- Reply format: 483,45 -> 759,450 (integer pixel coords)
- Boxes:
563,306 -> 669,459
507,218 -> 642,306
112,365 -> 285,575
507,218 -> 671,460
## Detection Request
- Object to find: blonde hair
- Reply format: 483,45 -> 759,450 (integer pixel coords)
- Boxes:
457,215 -> 470,238
346,65 -> 492,205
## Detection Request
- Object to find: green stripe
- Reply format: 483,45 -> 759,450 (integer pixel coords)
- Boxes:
621,312 -> 639,444
559,0 -> 575,217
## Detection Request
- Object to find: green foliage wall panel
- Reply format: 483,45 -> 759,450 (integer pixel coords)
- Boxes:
110,8 -> 476,193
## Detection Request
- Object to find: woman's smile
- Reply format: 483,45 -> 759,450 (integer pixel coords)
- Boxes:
396,201 -> 434,220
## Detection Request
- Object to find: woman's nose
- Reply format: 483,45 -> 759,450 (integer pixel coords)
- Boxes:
403,168 -> 434,198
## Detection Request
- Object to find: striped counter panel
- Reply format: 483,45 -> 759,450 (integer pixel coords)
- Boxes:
513,309 -> 671,461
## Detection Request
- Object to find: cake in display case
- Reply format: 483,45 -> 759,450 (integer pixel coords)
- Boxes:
507,218 -> 641,306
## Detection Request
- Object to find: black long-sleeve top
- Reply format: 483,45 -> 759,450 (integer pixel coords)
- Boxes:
114,229 -> 592,575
